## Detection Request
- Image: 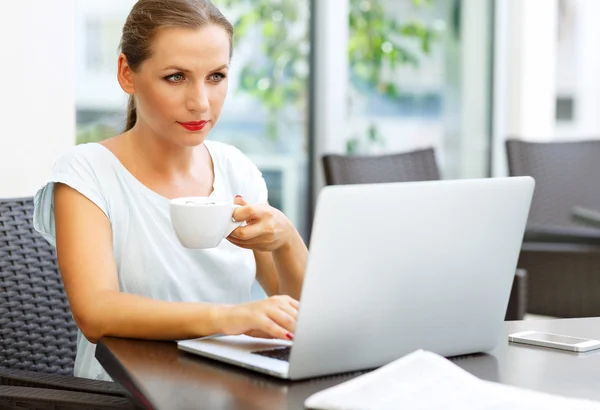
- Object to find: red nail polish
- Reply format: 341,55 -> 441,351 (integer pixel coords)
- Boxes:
286,333 -> 294,340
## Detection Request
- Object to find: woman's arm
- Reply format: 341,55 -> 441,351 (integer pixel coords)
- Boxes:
253,232 -> 307,300
272,232 -> 307,299
228,196 -> 308,300
54,183 -> 297,343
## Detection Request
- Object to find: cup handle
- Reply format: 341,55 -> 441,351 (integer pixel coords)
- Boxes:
225,204 -> 244,237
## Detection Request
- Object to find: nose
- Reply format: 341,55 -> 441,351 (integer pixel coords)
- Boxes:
186,82 -> 209,113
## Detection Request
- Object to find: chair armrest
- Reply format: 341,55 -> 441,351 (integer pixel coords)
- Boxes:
505,269 -> 527,321
571,206 -> 600,228
0,385 -> 135,410
0,368 -> 126,397
524,224 -> 600,245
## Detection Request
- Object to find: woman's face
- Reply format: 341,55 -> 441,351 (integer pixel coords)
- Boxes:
120,25 -> 230,146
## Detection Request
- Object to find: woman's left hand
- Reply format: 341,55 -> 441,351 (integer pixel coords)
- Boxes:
227,196 -> 294,252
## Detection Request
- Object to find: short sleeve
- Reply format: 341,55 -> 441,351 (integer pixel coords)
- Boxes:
244,157 -> 269,205
217,143 -> 269,205
33,145 -> 110,246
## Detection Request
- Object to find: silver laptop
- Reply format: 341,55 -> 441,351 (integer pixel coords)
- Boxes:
178,177 -> 535,380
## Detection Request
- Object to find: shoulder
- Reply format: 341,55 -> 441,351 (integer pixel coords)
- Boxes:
205,140 -> 251,162
47,142 -> 123,211
205,140 -> 260,174
57,142 -> 107,160
205,140 -> 268,204
33,143 -> 114,244
52,143 -> 113,176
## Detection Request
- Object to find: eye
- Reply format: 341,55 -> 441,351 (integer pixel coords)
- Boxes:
165,73 -> 185,83
209,72 -> 227,82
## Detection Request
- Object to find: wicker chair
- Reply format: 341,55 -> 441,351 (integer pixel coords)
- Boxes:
506,139 -> 600,317
322,148 -> 441,185
322,148 -> 528,321
0,197 -> 135,409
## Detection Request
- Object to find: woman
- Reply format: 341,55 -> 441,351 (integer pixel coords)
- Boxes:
34,0 -> 307,381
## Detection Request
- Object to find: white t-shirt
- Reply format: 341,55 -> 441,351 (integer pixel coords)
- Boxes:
33,140 -> 268,380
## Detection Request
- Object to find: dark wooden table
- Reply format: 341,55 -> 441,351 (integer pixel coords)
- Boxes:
96,318 -> 600,409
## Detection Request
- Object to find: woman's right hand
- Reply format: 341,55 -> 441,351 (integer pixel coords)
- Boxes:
216,295 -> 299,340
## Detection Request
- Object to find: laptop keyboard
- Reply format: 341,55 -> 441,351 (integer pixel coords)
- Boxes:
251,346 -> 291,362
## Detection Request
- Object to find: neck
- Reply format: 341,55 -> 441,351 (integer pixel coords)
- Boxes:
125,122 -> 203,177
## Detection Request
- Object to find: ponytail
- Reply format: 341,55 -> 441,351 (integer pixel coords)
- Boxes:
124,95 -> 137,132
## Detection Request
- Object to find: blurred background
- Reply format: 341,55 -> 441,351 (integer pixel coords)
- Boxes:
4,0 -> 597,239
1,0 -> 600,310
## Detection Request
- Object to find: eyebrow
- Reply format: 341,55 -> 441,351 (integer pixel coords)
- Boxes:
161,64 -> 229,72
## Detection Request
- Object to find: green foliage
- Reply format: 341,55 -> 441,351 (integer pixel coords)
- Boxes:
348,0 -> 437,100
346,122 -> 385,154
215,0 -> 309,141
77,0 -> 439,147
214,0 -> 439,143
76,123 -> 114,145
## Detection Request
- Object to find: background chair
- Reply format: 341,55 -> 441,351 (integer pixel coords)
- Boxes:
322,148 -> 527,320
0,197 -> 135,409
322,148 -> 440,185
506,139 -> 600,318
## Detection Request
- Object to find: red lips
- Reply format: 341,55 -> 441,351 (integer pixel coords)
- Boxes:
178,121 -> 208,132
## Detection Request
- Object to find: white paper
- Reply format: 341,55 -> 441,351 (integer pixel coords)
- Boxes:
304,350 -> 600,410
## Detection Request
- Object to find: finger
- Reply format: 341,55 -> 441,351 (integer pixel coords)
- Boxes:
227,235 -> 268,247
225,239 -> 255,250
229,223 -> 265,241
259,316 -> 294,340
227,237 -> 258,248
226,235 -> 272,252
226,236 -> 246,246
279,295 -> 300,310
244,329 -> 275,339
266,308 -> 296,335
233,204 -> 271,223
234,195 -> 248,206
232,205 -> 256,222
278,303 -> 298,321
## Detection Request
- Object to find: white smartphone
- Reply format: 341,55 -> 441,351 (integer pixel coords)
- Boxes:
508,330 -> 600,352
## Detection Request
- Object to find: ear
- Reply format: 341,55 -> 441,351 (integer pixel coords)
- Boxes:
117,53 -> 136,95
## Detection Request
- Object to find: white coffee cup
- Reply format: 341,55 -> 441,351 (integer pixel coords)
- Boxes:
169,197 -> 243,249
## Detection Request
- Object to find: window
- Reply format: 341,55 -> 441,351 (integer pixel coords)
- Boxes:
75,0 -> 311,239
345,0 -> 493,179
